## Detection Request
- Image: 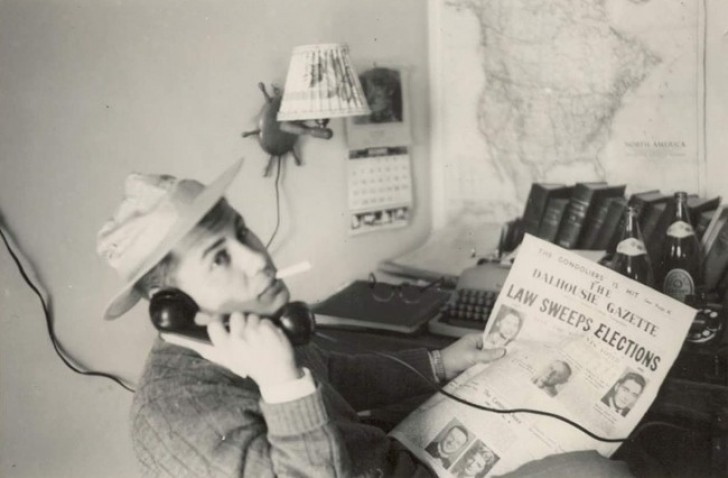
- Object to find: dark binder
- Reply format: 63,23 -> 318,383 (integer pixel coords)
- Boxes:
703,205 -> 728,259
643,202 -> 674,279
311,280 -> 450,334
522,183 -> 572,236
537,197 -> 571,243
606,190 -> 663,253
642,202 -> 668,243
555,182 -> 608,249
703,220 -> 728,290
695,209 -> 716,241
688,195 -> 721,226
578,185 -> 626,249
637,193 -> 672,231
593,197 -> 628,251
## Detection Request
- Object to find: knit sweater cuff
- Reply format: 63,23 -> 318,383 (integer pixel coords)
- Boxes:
397,348 -> 440,384
260,386 -> 329,436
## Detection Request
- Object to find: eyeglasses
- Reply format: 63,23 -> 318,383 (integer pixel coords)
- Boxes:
368,273 -> 447,303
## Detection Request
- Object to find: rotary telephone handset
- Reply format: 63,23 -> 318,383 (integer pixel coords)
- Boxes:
149,289 -> 316,346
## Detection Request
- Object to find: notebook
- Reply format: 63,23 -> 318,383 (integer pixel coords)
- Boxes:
311,280 -> 451,334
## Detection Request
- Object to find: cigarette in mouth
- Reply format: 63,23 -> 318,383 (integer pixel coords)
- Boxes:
276,261 -> 312,279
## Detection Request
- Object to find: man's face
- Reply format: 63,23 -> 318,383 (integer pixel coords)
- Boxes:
464,450 -> 488,476
365,80 -> 393,114
441,427 -> 467,455
497,314 -> 521,340
614,378 -> 643,410
539,361 -> 570,386
171,207 -> 289,321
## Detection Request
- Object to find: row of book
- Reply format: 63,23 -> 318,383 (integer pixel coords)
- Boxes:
521,182 -> 728,291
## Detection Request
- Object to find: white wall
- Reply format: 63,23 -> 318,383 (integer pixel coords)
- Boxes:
1,1 -> 726,477
0,1 -> 430,476
704,0 -> 728,198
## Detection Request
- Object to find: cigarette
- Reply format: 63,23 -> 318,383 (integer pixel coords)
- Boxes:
276,261 -> 312,279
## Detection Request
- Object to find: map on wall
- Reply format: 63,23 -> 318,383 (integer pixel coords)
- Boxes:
430,0 -> 705,226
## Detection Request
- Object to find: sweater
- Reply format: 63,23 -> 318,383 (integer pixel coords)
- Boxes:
129,340 -> 635,478
129,338 -> 438,477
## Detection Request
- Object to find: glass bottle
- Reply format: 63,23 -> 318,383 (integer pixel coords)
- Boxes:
610,206 -> 655,287
661,191 -> 703,302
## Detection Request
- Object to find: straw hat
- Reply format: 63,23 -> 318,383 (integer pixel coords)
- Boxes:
97,159 -> 243,319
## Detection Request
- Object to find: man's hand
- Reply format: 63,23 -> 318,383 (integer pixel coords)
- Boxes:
161,312 -> 301,388
439,333 -> 506,381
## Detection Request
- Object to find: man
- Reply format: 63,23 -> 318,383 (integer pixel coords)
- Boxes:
531,360 -> 572,397
98,160 -> 634,477
451,442 -> 497,478
425,423 -> 469,469
601,372 -> 646,417
355,67 -> 403,124
484,309 -> 523,349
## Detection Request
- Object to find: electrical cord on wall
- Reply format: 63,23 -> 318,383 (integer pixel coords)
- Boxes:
0,224 -> 135,393
265,156 -> 283,249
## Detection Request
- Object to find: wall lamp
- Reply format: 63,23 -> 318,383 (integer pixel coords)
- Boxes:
243,43 -> 370,176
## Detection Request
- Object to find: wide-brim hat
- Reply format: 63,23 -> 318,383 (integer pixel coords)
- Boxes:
97,159 -> 244,319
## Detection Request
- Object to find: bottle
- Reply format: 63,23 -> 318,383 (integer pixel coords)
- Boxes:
661,191 -> 703,302
610,206 -> 655,287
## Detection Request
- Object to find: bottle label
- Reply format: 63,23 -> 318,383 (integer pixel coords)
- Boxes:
616,238 -> 647,256
666,221 -> 695,238
663,268 -> 695,302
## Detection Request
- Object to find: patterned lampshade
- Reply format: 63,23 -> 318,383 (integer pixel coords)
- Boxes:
277,43 -> 371,122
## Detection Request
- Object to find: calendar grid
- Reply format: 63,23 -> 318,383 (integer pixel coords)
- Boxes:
348,147 -> 413,211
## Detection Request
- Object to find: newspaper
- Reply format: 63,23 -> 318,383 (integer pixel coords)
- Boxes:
389,234 -> 696,477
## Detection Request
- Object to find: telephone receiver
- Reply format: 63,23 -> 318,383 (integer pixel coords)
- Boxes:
149,289 -> 316,346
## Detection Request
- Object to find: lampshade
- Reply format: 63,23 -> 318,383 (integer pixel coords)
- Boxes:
277,43 -> 371,122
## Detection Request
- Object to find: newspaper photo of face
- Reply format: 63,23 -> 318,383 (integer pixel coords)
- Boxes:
424,419 -> 471,470
601,372 -> 646,417
484,307 -> 524,349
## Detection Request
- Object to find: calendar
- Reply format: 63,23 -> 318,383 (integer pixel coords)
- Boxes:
348,146 -> 413,235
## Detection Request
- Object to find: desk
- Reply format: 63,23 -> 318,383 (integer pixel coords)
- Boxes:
314,326 -> 728,477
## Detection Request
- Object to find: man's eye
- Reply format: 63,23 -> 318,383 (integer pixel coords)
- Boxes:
212,249 -> 230,267
236,226 -> 249,242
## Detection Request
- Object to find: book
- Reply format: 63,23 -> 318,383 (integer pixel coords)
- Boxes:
702,219 -> 728,290
537,197 -> 570,243
311,280 -> 451,333
643,202 -> 674,279
577,195 -> 616,250
593,197 -> 628,251
637,192 -> 671,231
642,202 -> 668,243
702,204 -> 728,255
578,185 -> 626,249
521,183 -> 572,236
688,195 -> 721,226
695,209 -> 716,242
555,182 -> 608,249
605,190 -> 663,253
630,190 -> 666,220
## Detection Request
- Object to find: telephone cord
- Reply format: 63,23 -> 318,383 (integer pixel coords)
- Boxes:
265,155 -> 283,249
0,223 -> 694,443
314,332 -> 690,445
